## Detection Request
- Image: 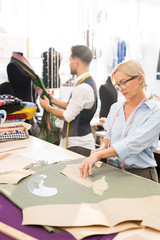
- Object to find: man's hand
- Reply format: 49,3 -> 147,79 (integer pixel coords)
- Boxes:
39,95 -> 50,111
47,92 -> 55,104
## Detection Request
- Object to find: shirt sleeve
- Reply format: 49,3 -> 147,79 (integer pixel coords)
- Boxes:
63,83 -> 95,122
112,109 -> 160,160
104,104 -> 116,140
104,117 -> 111,140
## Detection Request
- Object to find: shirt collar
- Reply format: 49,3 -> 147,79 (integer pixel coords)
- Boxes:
145,99 -> 160,110
74,72 -> 90,86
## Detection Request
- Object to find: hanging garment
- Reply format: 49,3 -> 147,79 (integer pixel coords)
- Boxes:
41,48 -> 61,88
156,50 -> 160,80
10,52 -> 56,143
117,40 -> 126,64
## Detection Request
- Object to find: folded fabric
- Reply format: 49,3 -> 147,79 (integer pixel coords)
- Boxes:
0,132 -> 28,141
10,102 -> 37,120
6,113 -> 27,121
0,126 -> 25,133
0,94 -> 23,114
0,94 -> 22,106
0,121 -> 31,130
0,122 -> 31,142
5,112 -> 27,123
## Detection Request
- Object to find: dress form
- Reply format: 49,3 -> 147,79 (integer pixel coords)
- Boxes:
99,76 -> 118,118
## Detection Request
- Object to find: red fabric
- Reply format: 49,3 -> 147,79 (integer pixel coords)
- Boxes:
6,113 -> 27,120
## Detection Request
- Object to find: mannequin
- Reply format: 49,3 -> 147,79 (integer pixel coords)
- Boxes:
7,52 -> 37,103
6,52 -> 39,137
99,76 -> 118,118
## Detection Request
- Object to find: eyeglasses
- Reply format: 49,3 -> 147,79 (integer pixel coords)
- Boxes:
114,76 -> 138,91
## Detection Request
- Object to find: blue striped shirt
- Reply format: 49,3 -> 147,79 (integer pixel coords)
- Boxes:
104,99 -> 160,169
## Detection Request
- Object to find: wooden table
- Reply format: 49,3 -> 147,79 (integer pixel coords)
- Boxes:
0,135 -> 83,159
1,136 -> 160,240
0,136 -> 116,240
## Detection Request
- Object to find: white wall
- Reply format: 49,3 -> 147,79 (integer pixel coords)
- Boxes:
0,0 -> 160,97
138,0 -> 160,97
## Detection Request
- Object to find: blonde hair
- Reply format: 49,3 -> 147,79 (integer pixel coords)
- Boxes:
111,60 -> 147,89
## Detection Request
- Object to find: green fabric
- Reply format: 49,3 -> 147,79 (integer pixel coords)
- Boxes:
44,225 -> 61,233
11,56 -> 56,143
1,159 -> 160,231
1,159 -> 160,206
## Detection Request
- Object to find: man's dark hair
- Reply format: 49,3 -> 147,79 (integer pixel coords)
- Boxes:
71,45 -> 93,64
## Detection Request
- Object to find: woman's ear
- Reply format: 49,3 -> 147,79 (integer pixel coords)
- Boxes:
138,74 -> 143,84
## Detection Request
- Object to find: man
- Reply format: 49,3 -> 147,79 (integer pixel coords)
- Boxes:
40,45 -> 97,152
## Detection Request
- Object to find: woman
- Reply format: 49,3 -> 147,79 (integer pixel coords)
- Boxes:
79,60 -> 160,182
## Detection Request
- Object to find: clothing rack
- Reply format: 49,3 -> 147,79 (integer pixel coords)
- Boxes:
41,47 -> 61,89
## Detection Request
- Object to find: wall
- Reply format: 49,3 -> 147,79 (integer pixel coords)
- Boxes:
0,0 -> 160,97
136,0 -> 160,97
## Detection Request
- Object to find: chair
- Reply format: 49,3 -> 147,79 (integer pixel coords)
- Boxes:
67,146 -> 91,157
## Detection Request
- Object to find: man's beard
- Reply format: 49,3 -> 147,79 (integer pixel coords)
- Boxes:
70,69 -> 77,76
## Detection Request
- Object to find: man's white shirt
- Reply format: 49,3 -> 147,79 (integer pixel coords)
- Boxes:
60,72 -> 95,149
